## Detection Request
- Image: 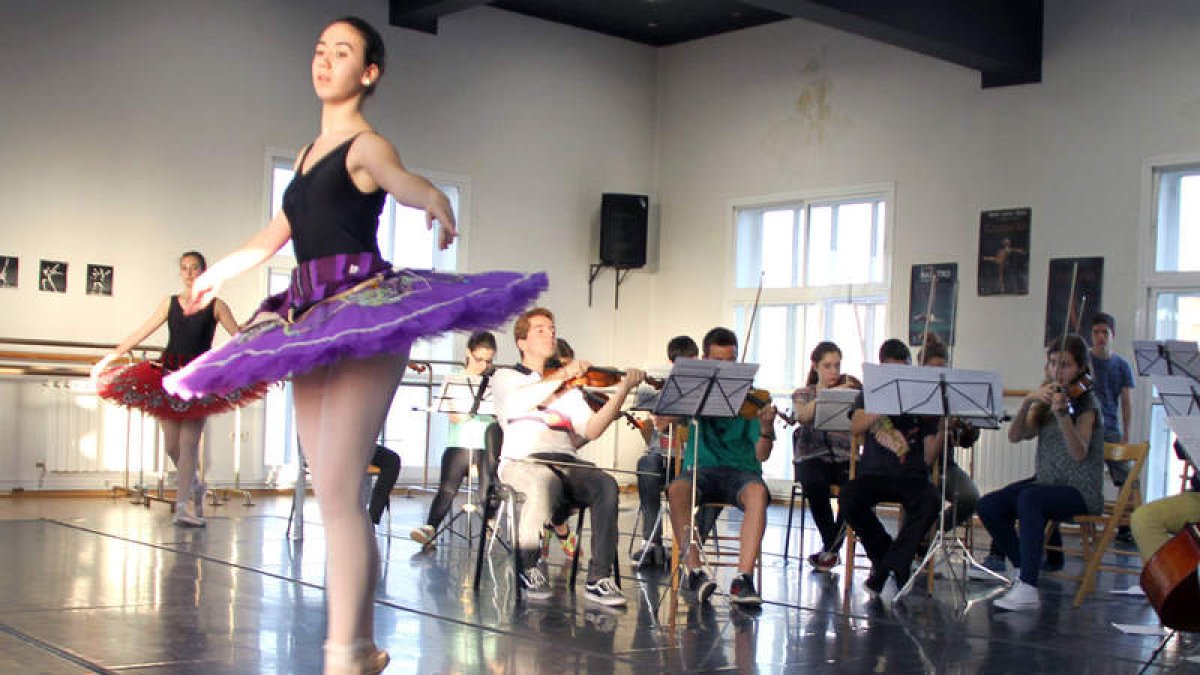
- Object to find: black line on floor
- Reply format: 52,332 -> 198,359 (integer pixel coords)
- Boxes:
0,621 -> 118,674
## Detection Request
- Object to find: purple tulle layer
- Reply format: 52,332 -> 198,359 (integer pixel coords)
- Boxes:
163,253 -> 547,399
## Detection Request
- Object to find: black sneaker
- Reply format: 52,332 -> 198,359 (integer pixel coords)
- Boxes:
729,573 -> 762,606
688,569 -> 717,605
864,567 -> 888,600
519,567 -> 552,600
584,576 -> 627,607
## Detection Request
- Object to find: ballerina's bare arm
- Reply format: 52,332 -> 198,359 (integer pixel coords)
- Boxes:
348,132 -> 458,250
182,212 -> 293,315
212,299 -> 240,336
91,296 -> 171,380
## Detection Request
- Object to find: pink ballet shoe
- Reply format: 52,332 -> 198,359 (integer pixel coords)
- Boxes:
323,640 -> 389,674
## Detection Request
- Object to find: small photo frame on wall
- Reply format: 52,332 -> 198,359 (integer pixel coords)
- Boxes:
0,255 -> 17,289
87,264 -> 114,296
39,260 -> 67,293
1044,256 -> 1104,345
978,208 -> 1031,296
909,262 -> 958,346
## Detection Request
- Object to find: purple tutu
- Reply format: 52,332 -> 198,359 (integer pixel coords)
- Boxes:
164,252 -> 547,398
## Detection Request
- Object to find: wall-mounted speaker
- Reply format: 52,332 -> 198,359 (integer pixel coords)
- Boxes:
599,193 -> 648,269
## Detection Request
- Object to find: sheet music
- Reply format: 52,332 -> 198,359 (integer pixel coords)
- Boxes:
652,358 -> 759,418
1133,339 -> 1200,378
435,375 -> 494,416
862,363 -> 1004,420
813,389 -> 858,432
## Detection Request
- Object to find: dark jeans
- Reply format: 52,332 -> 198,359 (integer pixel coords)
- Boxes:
368,445 -> 401,525
426,445 -> 500,528
795,458 -> 851,553
977,478 -> 1088,586
840,473 -> 940,584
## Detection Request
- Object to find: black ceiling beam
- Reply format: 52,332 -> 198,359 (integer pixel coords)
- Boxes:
388,0 -> 490,35
740,0 -> 1042,87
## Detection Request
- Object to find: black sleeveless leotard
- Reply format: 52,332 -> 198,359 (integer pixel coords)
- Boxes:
282,134 -> 386,263
162,296 -> 217,372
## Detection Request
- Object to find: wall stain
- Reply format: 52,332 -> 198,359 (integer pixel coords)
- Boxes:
762,49 -> 852,168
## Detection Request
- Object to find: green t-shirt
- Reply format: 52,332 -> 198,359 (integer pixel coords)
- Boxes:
681,416 -> 763,475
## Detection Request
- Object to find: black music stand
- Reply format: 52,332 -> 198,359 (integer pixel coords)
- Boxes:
1134,340 -> 1200,381
859,363 -> 1010,605
426,371 -> 495,548
652,358 -> 758,605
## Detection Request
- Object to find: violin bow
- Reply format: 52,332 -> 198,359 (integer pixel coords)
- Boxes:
741,271 -> 765,363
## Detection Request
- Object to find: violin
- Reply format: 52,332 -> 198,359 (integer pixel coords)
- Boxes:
544,365 -> 653,430
740,388 -> 797,425
1030,371 -> 1092,422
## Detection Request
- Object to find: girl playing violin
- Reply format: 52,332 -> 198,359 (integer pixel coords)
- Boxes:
790,341 -> 860,572
977,334 -> 1104,611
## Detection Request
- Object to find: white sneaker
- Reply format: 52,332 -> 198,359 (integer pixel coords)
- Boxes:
584,577 -> 627,607
994,580 -> 1040,611
173,501 -> 206,528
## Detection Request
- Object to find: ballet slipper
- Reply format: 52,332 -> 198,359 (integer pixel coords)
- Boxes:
323,640 -> 389,674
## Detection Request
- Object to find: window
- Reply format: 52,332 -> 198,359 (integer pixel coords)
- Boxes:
1145,163 -> 1200,499
730,188 -> 892,483
261,152 -> 465,483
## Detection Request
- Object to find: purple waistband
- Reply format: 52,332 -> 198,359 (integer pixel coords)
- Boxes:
259,252 -> 392,318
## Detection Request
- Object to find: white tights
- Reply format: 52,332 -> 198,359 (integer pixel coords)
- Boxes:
160,418 -> 205,507
293,351 -> 406,666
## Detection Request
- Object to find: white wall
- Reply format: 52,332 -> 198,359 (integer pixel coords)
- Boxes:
0,1 -> 657,486
653,0 -> 1200,407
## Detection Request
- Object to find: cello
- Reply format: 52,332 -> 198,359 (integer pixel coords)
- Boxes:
1140,521 -> 1200,631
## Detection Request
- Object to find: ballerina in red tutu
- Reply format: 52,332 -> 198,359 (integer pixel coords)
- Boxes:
160,16 -> 545,674
91,251 -> 264,528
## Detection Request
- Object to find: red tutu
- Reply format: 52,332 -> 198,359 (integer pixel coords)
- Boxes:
97,360 -> 269,421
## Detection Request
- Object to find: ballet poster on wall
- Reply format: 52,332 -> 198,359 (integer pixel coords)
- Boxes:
39,260 -> 67,293
87,264 -> 114,296
908,263 -> 958,346
0,256 -> 16,288
1043,256 -> 1103,345
978,208 -> 1031,296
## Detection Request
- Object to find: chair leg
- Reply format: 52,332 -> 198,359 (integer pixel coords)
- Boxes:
1074,522 -> 1111,608
570,507 -> 586,589
784,485 -> 798,563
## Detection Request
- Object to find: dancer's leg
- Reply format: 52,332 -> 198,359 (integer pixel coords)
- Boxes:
294,352 -> 406,666
174,418 -> 204,508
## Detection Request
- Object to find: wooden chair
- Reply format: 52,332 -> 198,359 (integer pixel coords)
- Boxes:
1043,441 -> 1150,607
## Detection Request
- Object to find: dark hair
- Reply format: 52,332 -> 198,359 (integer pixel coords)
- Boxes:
179,251 -> 207,271
878,338 -> 911,364
1047,334 -> 1090,375
555,338 -> 574,360
667,336 -> 699,363
918,334 -> 949,366
1090,312 -> 1115,334
466,331 -> 496,352
702,327 -> 738,357
330,16 -> 386,98
806,341 -> 842,386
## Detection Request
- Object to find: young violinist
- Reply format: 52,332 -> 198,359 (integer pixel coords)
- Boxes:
790,341 -> 860,572
631,335 -> 701,567
490,307 -> 643,605
977,334 -> 1105,611
666,327 -> 775,607
410,331 -> 498,546
840,339 -> 942,605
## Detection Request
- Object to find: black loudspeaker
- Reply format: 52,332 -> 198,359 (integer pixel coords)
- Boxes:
599,193 -> 648,269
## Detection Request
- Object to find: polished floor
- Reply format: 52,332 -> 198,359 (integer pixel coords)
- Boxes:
0,490 -> 1195,674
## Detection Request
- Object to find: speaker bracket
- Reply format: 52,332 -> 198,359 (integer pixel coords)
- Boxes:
588,263 -> 633,310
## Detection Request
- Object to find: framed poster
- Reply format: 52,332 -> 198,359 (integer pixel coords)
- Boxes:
87,264 -> 114,296
1044,257 -> 1103,345
978,208 -> 1030,296
0,256 -> 16,288
909,263 -> 958,346
39,260 -> 67,293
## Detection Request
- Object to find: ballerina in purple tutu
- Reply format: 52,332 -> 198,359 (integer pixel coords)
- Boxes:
164,16 -> 546,674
